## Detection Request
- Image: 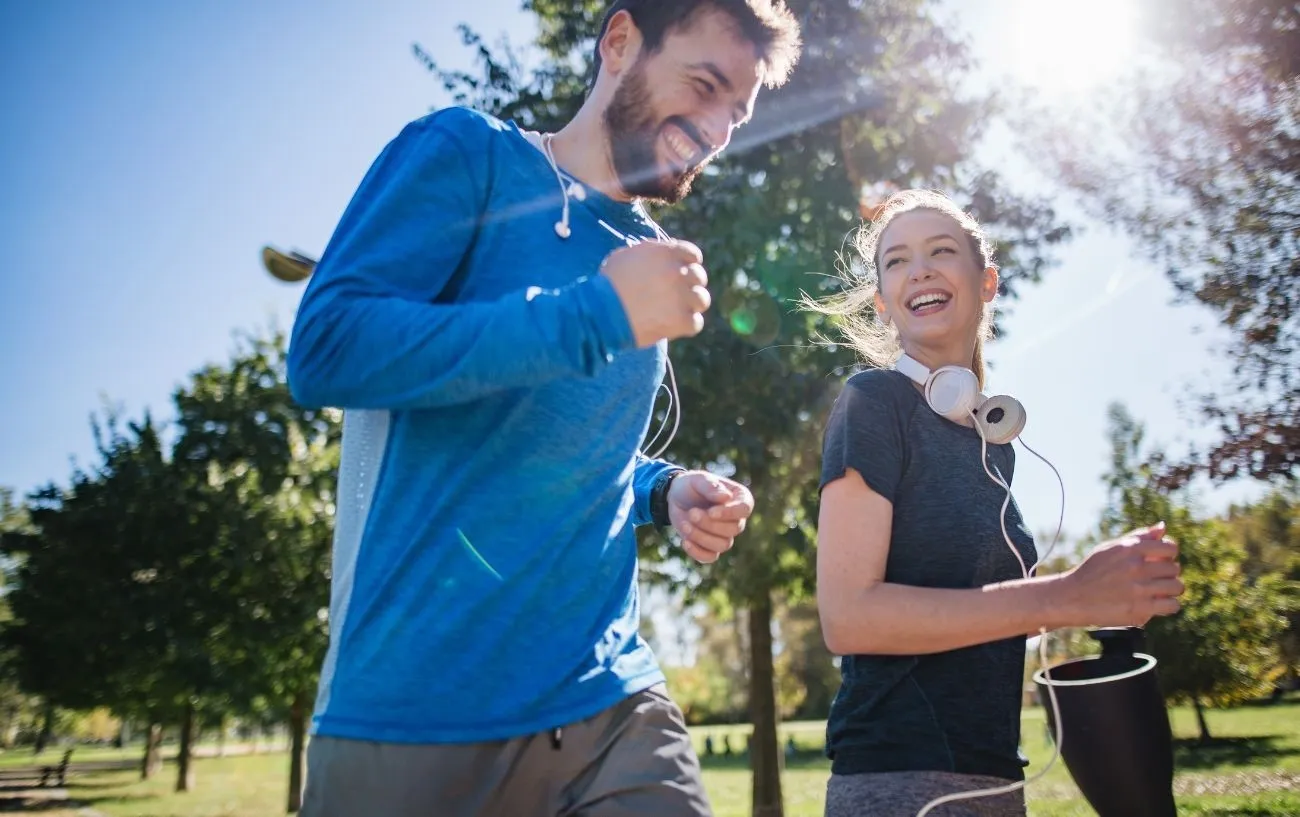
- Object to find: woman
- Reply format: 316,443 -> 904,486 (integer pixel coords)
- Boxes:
811,190 -> 1184,816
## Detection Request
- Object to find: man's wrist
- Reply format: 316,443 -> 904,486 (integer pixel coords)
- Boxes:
650,468 -> 685,528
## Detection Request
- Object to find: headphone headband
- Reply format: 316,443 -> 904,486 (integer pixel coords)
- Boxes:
892,354 -> 1026,444
894,353 -> 931,387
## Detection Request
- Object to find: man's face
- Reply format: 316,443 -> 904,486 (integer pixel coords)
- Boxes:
603,9 -> 765,204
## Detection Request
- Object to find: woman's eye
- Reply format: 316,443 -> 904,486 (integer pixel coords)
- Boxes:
883,256 -> 903,269
932,246 -> 956,256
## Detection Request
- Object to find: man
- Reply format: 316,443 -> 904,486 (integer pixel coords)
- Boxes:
288,2 -> 802,814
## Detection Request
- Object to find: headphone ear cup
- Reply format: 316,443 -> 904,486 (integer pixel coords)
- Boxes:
975,394 -> 1026,445
925,366 -> 981,421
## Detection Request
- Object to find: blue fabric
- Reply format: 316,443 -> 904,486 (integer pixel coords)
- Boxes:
288,107 -> 680,742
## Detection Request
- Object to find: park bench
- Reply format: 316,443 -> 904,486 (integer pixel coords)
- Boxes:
39,748 -> 72,787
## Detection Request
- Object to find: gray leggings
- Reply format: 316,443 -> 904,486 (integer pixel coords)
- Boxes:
825,771 -> 1026,817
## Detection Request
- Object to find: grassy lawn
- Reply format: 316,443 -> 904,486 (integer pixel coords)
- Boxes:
6,702 -> 1296,816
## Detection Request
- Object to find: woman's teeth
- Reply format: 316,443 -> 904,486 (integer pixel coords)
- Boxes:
908,293 -> 950,312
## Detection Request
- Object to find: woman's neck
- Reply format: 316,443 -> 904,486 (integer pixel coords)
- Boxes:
900,338 -> 977,375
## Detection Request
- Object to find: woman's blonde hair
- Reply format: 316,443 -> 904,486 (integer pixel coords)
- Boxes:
807,189 -> 997,388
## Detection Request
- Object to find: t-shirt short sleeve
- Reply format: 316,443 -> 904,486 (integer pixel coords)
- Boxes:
820,370 -> 908,503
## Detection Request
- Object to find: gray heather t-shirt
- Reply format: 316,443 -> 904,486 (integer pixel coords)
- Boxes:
819,368 -> 1037,782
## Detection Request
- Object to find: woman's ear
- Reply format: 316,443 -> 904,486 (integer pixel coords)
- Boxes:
874,291 -> 892,326
980,266 -> 999,303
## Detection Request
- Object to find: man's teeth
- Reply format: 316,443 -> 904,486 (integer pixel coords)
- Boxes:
666,131 -> 695,163
909,293 -> 950,310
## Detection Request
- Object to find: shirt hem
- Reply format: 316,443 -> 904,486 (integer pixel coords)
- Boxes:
829,749 -> 1026,783
310,668 -> 667,744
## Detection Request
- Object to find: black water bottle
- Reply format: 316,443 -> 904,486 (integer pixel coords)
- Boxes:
1034,627 -> 1177,817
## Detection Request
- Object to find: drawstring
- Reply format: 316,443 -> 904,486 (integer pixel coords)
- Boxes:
550,727 -> 563,751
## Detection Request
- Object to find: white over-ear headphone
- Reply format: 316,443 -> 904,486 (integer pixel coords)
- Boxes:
894,353 -> 1026,445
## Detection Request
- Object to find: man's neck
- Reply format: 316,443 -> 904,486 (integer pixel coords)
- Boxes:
550,107 -> 633,203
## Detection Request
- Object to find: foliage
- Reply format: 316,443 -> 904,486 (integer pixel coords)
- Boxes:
1022,0 -> 1300,483
1220,486 -> 1300,686
0,329 -> 337,805
1097,404 -> 1289,736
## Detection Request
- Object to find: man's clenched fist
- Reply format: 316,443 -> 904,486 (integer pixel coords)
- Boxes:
601,240 -> 711,348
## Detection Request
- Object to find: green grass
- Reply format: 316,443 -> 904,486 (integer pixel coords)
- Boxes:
5,702 -> 1296,816
0,743 -> 140,768
694,702 -> 1300,817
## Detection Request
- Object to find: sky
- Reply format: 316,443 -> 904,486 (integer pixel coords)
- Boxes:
0,0 -> 1264,551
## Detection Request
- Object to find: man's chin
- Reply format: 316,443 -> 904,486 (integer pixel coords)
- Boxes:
627,167 -> 696,205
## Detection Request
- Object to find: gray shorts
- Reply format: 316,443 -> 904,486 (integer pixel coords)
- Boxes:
825,771 -> 1026,817
301,684 -> 711,817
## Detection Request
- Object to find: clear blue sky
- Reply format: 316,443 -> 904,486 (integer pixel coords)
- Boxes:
0,0 -> 1259,543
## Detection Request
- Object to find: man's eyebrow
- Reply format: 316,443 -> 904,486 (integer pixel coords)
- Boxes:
687,61 -> 734,92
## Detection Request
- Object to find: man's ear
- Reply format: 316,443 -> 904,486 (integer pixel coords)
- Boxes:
599,10 -> 643,78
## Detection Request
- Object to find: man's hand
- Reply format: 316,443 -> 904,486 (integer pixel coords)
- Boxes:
601,240 -> 711,348
666,472 -> 754,564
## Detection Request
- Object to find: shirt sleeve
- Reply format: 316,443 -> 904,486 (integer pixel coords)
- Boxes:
286,108 -> 635,411
631,454 -> 683,528
820,373 -> 908,502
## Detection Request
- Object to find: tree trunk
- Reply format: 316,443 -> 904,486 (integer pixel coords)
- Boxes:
1193,696 -> 1213,743
748,591 -> 783,817
33,700 -> 54,755
217,714 -> 227,757
141,722 -> 163,779
176,701 -> 195,792
286,690 -> 308,813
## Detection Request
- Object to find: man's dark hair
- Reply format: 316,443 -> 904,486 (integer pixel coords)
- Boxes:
590,0 -> 802,89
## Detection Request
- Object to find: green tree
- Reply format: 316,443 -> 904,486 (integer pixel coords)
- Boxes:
169,328 -> 338,812
2,329 -> 336,804
2,412 -> 187,771
418,2 -> 1068,812
1220,487 -> 1300,688
1097,404 -> 1289,740
1024,0 -> 1300,483
772,598 -> 839,722
0,489 -> 41,748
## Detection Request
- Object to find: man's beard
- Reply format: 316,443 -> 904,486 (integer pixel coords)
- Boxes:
603,61 -> 711,204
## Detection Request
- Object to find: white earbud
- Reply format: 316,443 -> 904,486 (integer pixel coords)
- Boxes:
540,133 -> 575,241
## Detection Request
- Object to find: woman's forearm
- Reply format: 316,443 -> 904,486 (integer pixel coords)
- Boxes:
821,574 -> 1070,656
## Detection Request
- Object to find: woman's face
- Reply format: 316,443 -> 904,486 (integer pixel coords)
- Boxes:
872,209 -> 997,355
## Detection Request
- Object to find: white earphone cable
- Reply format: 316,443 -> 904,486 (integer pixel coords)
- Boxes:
915,418 -> 1067,817
535,131 -> 681,460
642,356 -> 682,459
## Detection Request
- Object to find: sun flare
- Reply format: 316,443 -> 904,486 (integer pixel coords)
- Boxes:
1007,0 -> 1140,94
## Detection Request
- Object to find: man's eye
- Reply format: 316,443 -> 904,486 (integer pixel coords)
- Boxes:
695,78 -> 716,95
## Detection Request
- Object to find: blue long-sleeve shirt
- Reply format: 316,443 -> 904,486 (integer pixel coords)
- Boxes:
288,107 -> 679,742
